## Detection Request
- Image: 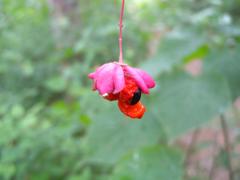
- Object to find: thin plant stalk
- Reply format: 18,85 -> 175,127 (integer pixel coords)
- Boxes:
220,114 -> 234,180
118,0 -> 125,64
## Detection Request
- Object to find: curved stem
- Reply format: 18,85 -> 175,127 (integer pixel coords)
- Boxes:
118,0 -> 125,63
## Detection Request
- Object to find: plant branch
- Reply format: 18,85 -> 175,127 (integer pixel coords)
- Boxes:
118,0 -> 125,63
208,131 -> 218,180
220,114 -> 234,180
184,128 -> 199,180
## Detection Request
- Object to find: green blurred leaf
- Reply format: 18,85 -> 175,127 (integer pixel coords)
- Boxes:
69,168 -> 92,180
80,114 -> 92,126
44,76 -> 67,92
111,145 -> 183,180
1,0 -> 240,178
0,163 -> 16,180
141,32 -> 206,77
152,71 -> 231,138
84,102 -> 166,164
204,45 -> 240,100
184,45 -> 209,63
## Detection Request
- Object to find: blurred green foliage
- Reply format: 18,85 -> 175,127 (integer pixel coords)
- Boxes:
0,0 -> 240,179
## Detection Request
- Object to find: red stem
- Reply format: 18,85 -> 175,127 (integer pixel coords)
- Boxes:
118,0 -> 125,63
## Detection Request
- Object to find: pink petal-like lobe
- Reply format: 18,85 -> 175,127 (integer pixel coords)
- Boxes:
136,69 -> 155,88
124,66 -> 149,94
96,63 -> 115,95
113,65 -> 125,94
88,72 -> 95,79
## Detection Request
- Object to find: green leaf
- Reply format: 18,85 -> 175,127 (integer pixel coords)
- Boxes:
44,76 -> 67,92
152,72 -> 231,138
0,163 -> 16,180
140,32 -> 205,77
204,45 -> 240,100
83,101 -> 166,164
111,145 -> 183,180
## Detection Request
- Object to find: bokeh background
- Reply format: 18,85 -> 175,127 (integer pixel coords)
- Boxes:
0,0 -> 240,179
